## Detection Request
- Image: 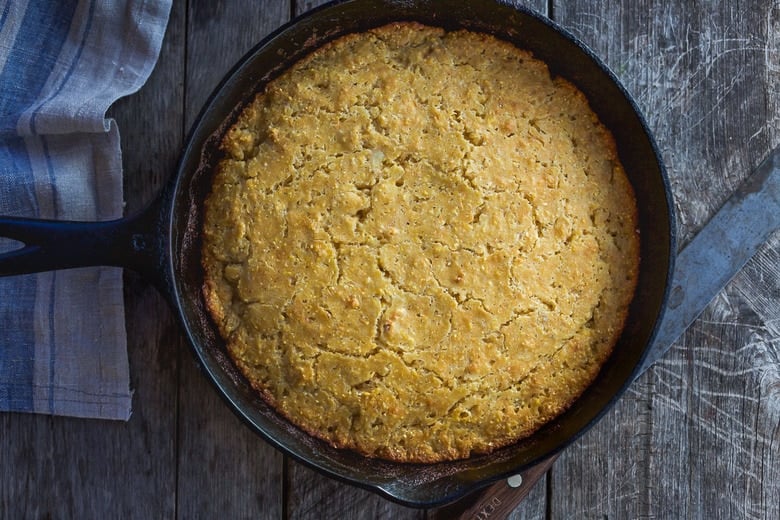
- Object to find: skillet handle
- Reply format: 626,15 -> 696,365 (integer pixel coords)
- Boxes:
430,454 -> 558,520
0,199 -> 166,287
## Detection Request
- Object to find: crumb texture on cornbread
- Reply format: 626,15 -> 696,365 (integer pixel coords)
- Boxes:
201,22 -> 639,462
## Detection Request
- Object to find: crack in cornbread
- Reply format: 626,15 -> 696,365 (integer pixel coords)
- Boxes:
202,22 -> 639,462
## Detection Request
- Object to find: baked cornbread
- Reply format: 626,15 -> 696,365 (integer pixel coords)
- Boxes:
202,22 -> 639,462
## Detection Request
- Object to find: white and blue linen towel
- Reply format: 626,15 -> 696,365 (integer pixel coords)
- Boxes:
0,0 -> 171,420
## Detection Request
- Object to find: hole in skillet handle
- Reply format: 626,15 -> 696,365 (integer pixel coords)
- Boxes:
163,0 -> 675,509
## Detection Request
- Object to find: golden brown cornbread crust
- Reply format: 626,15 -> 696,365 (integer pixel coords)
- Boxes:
201,22 -> 639,462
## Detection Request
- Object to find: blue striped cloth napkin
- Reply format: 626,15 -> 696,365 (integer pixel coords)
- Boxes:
0,0 -> 171,420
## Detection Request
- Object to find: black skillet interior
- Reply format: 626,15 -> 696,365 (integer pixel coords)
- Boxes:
165,0 -> 675,508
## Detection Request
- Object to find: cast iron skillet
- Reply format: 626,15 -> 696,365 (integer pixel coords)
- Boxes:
0,0 -> 675,508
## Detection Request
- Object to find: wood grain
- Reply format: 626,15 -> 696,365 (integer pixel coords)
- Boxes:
174,2 -> 290,519
551,1 -> 780,518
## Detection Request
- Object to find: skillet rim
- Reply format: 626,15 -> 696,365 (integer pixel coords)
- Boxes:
165,0 -> 677,507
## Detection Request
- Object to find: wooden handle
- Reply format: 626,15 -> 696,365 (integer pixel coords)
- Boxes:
430,453 -> 559,520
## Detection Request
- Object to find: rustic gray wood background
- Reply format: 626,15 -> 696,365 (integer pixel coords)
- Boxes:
1,0 -> 778,518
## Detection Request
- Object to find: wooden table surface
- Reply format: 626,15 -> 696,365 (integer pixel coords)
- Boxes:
3,1 -> 779,518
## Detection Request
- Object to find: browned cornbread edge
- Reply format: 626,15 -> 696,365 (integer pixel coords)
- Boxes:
203,24 -> 638,462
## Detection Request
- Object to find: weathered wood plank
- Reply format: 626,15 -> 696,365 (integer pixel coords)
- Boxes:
551,1 -> 780,518
183,1 -> 290,129
174,2 -> 290,519
0,1 -> 187,517
730,232 -> 780,518
286,462 -> 426,520
118,0 -> 187,213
